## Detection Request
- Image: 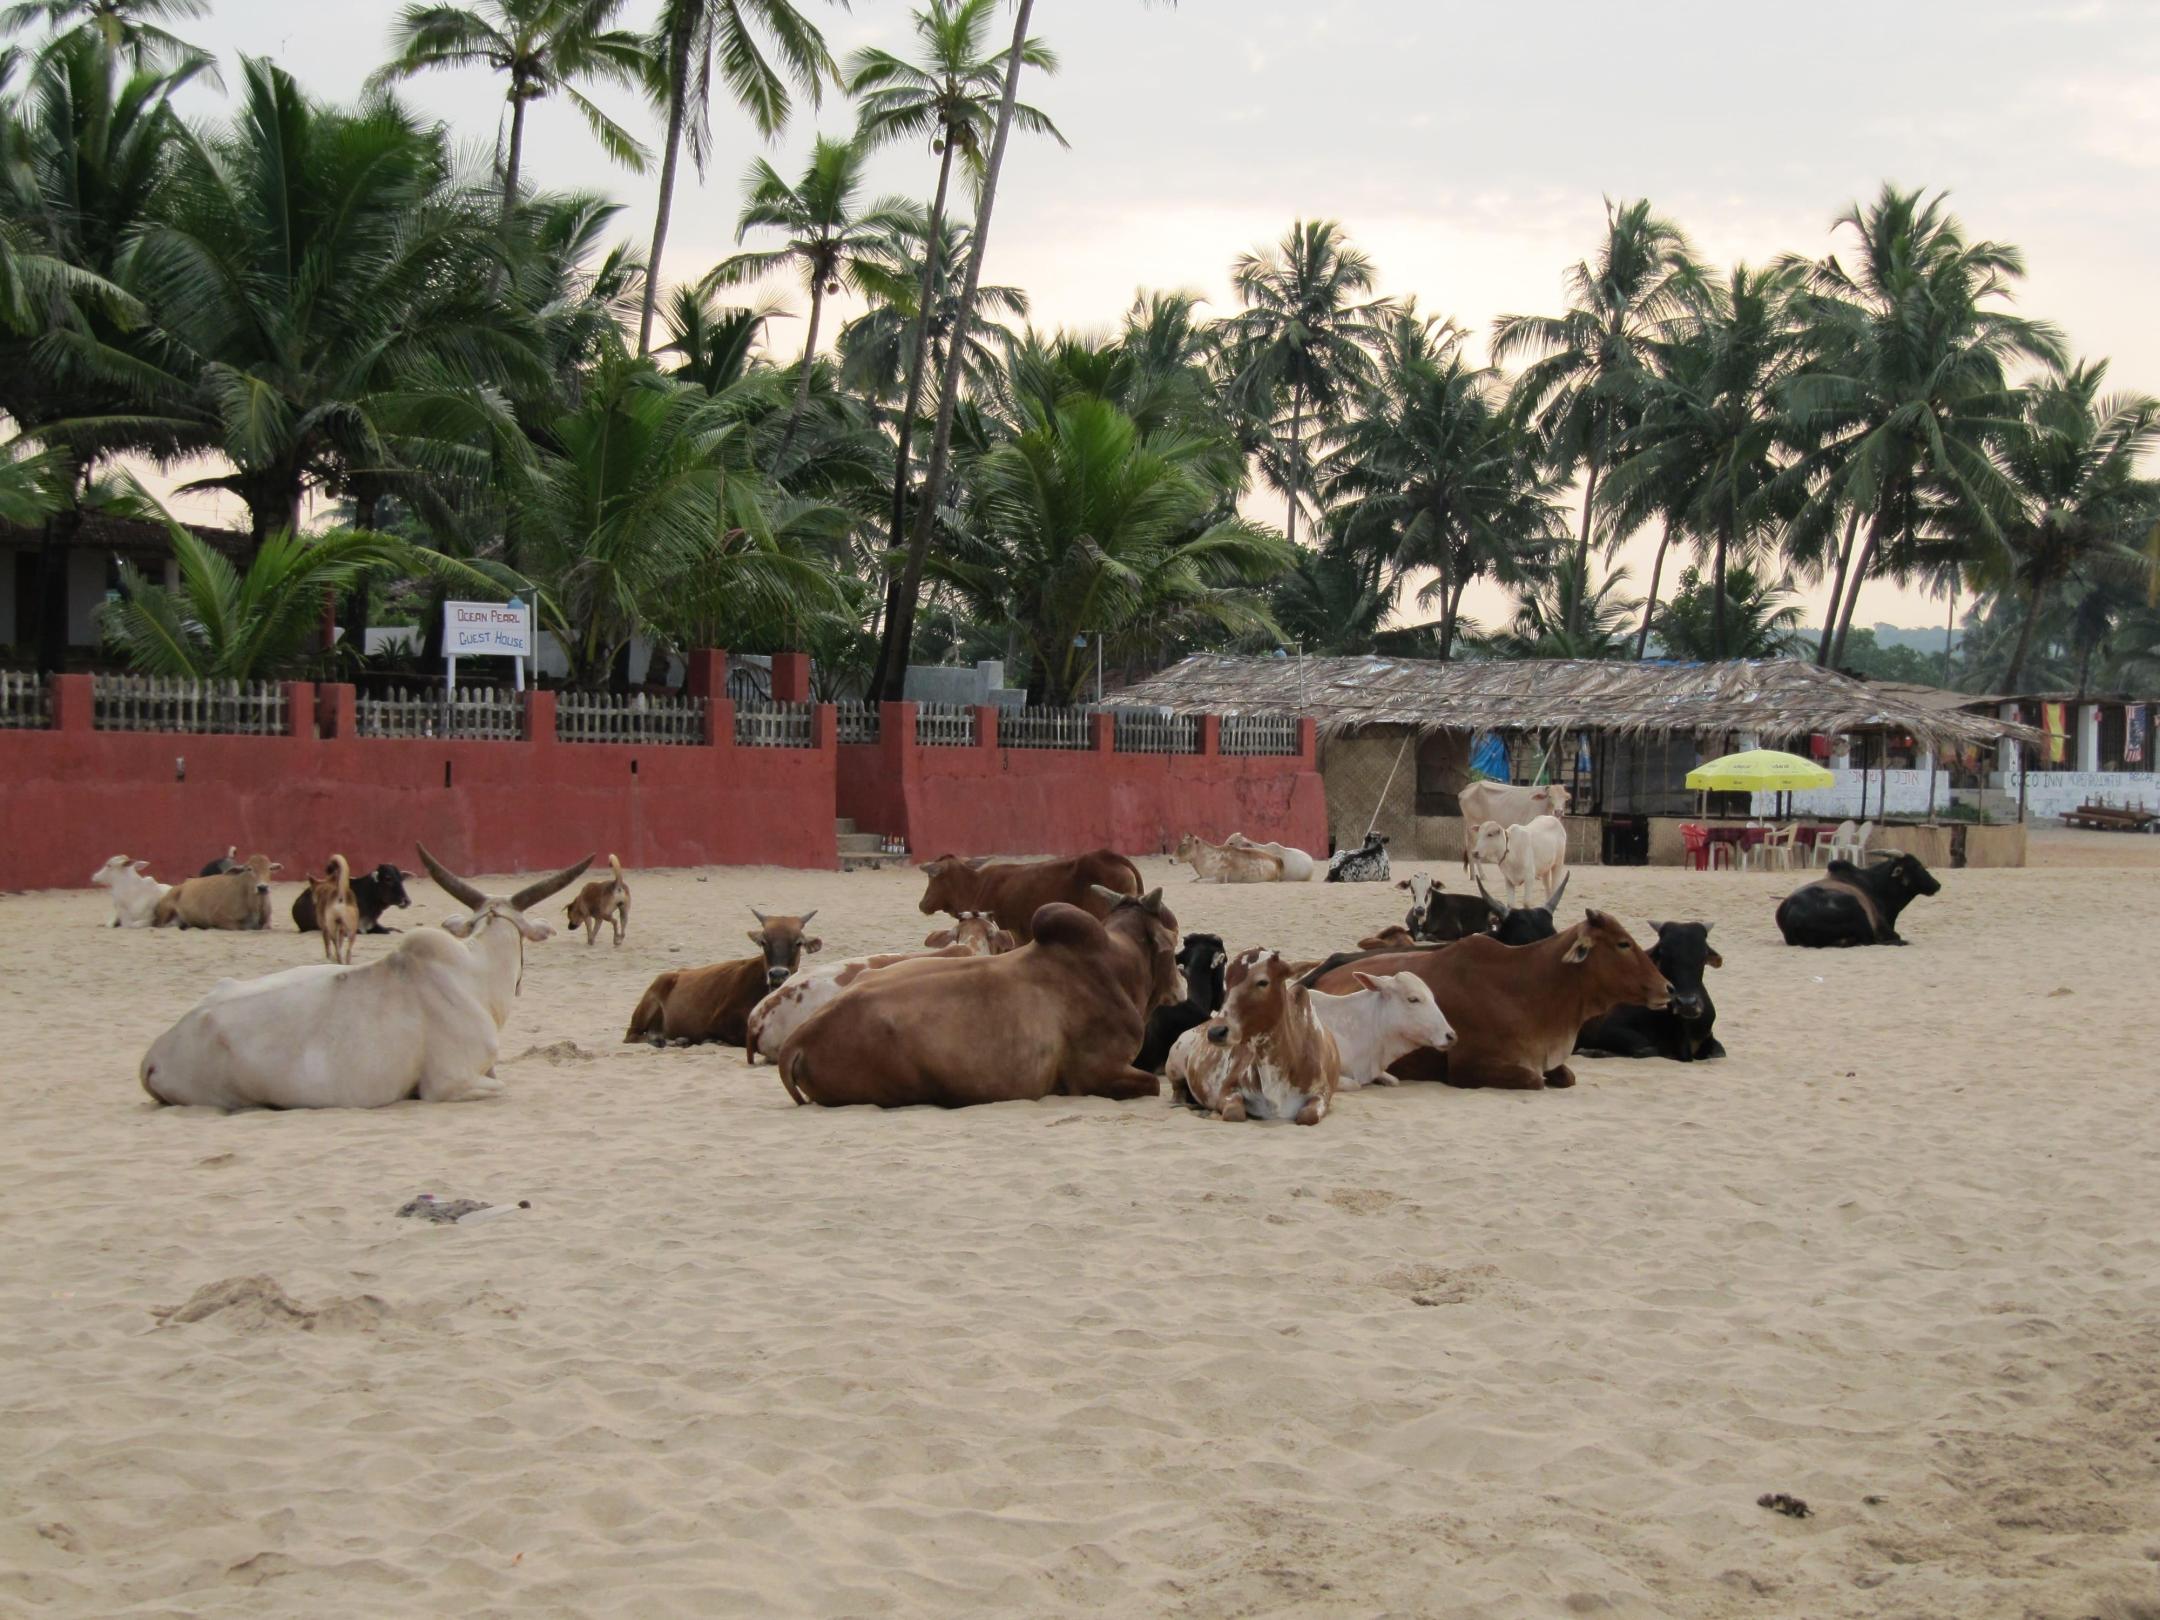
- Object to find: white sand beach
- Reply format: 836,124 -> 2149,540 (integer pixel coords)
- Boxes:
3,836 -> 2157,1618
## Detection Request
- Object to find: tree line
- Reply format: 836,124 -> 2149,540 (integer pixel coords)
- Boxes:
2,0 -> 2154,700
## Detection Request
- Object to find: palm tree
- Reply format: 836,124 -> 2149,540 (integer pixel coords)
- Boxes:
1989,360 -> 2160,690
703,133 -> 918,466
835,218 -> 1026,409
369,0 -> 653,227
1479,557 -> 1641,660
848,0 -> 1061,564
1650,562 -> 1806,660
1263,540 -> 1391,656
1226,218 -> 1391,547
1,0 -> 211,74
1783,184 -> 2065,666
933,393 -> 1289,702
635,0 -> 837,357
1493,199 -> 1704,633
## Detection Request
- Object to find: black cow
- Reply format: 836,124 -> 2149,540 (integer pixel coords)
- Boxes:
1576,921 -> 1724,1061
1396,873 -> 1492,943
1324,833 -> 1391,883
1775,853 -> 1940,948
198,845 -> 240,877
1137,933 -> 1226,1073
1471,864 -> 1569,946
291,862 -> 415,935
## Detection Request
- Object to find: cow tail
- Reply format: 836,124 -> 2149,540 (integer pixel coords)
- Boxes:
778,1047 -> 809,1106
624,975 -> 674,1042
1115,854 -> 1144,895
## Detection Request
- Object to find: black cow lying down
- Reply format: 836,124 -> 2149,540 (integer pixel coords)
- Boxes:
1137,933 -> 1227,1073
1577,921 -> 1724,1062
1775,853 -> 1940,948
291,862 -> 415,935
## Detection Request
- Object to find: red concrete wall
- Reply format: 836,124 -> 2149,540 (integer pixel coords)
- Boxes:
837,705 -> 1328,860
0,676 -> 838,892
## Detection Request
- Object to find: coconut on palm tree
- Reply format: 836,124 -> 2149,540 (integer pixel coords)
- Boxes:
703,133 -> 919,468
369,0 -> 653,226
635,0 -> 837,357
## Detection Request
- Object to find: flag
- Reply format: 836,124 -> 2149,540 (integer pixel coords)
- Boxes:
2043,702 -> 2068,764
2127,705 -> 2146,765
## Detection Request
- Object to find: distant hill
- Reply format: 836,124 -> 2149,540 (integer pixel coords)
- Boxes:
1797,623 -> 1961,655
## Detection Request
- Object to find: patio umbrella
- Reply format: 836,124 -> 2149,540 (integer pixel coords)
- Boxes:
1684,749 -> 1835,791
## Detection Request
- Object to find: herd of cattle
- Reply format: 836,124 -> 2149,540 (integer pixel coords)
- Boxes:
107,797 -> 1947,1113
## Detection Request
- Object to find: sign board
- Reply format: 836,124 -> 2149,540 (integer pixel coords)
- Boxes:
444,598 -> 532,691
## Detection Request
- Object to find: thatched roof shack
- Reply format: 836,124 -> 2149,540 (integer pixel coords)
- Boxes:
1115,655 -> 2040,752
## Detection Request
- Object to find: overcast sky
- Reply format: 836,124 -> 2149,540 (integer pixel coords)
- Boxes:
164,0 -> 2160,636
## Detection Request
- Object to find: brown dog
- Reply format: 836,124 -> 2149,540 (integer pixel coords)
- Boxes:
565,853 -> 631,947
308,853 -> 360,964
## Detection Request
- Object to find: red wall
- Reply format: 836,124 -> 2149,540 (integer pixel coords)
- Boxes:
0,676 -> 837,891
837,705 -> 1328,860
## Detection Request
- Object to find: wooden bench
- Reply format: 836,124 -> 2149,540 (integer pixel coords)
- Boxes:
2062,802 -> 2158,832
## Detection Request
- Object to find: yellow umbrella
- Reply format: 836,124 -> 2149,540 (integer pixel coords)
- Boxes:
1685,748 -> 1834,791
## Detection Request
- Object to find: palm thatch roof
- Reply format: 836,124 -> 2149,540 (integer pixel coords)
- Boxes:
1115,655 -> 2041,750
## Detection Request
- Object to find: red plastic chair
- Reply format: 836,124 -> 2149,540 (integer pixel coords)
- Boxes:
1679,823 -> 1730,872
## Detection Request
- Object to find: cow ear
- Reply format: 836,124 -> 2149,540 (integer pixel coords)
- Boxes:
747,929 -> 766,946
1705,947 -> 1725,969
995,930 -> 1018,952
1352,971 -> 1383,992
924,929 -> 952,947
803,937 -> 823,954
1395,878 -> 1410,891
132,860 -> 150,873
1563,934 -> 1592,964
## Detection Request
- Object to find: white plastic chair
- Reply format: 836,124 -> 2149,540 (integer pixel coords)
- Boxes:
1816,819 -> 1856,865
1752,822 -> 1800,872
1826,820 -> 1873,865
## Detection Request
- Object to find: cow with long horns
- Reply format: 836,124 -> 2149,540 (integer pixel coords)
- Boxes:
138,846 -> 592,1110
623,908 -> 823,1046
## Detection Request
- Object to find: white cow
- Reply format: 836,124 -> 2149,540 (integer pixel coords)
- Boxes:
1224,833 -> 1318,882
138,847 -> 591,1111
1306,970 -> 1457,1088
1457,780 -> 1570,869
1472,815 -> 1567,908
744,911 -> 1016,1063
91,855 -> 169,928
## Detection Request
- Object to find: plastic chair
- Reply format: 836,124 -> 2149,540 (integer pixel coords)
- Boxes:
1825,819 -> 1872,864
1679,823 -> 1731,872
1817,819 -> 1857,866
1745,822 -> 1799,872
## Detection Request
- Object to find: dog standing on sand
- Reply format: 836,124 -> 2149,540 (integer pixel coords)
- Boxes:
310,854 -> 361,964
566,853 -> 632,947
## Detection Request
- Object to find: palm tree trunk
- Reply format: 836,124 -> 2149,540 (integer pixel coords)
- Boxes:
885,137 -> 956,557
1712,524 -> 1729,661
1439,569 -> 1468,661
872,0 -> 1033,702
1816,507 -> 1862,666
1829,521 -> 1880,668
1569,460 -> 1600,635
637,42 -> 690,358
34,504 -> 81,674
774,276 -> 826,467
339,487 -> 380,655
1635,527 -> 1672,659
501,88 -> 528,227
2002,578 -> 2047,692
1285,386 -> 1303,548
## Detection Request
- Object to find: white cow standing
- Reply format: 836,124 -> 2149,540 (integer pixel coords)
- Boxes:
139,846 -> 591,1111
1471,814 -> 1568,908
1456,781 -> 1570,870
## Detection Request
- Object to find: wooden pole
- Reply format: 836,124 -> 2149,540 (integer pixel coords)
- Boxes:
1364,732 -> 1412,844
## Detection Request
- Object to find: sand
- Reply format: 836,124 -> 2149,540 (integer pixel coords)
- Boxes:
3,833 -> 2157,1618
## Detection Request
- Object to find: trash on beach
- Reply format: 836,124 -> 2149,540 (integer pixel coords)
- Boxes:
397,1193 -> 532,1225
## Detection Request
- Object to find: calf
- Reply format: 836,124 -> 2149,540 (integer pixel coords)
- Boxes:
91,855 -> 169,928
623,908 -> 822,1046
1397,872 -> 1498,943
918,849 -> 1143,943
1356,924 -> 1422,953
1166,948 -> 1340,1124
1324,832 -> 1391,883
745,912 -> 1016,1063
1472,814 -> 1566,907
1576,920 -> 1724,1062
1313,911 -> 1671,1090
306,853 -> 361,964
1457,781 -> 1570,871
1308,970 -> 1457,1088
1775,854 -> 1941,948
565,853 -> 632,947
1224,834 -> 1316,881
292,863 -> 414,935
154,854 -> 280,930
1136,932 -> 1227,1073
1174,833 -> 1284,884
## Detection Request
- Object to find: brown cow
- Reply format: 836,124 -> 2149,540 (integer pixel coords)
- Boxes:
778,888 -> 1180,1109
916,849 -> 1144,943
154,853 -> 281,930
744,912 -> 1018,1063
622,908 -> 822,1046
1165,948 -> 1342,1124
1313,911 -> 1671,1090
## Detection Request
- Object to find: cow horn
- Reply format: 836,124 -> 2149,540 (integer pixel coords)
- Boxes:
1541,871 -> 1570,913
750,906 -> 769,925
416,844 -> 488,910
1140,887 -> 1164,914
510,854 -> 594,912
798,909 -> 817,927
1089,884 -> 1125,904
1469,861 -> 1507,919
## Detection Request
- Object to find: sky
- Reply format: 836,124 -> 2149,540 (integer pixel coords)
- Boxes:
158,0 -> 2160,637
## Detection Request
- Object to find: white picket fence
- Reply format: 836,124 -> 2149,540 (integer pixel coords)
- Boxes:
1220,713 -> 1301,756
834,700 -> 881,746
1111,709 -> 1197,754
557,691 -> 706,746
915,702 -> 977,747
0,669 -> 49,729
1000,705 -> 1093,750
92,675 -> 288,735
356,685 -> 522,741
735,700 -> 814,748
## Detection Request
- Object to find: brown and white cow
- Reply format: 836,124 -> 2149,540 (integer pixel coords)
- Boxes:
1313,911 -> 1670,1090
622,908 -> 822,1046
1457,780 -> 1570,870
1174,833 -> 1285,884
916,849 -> 1143,943
777,888 -> 1180,1109
154,853 -> 281,930
744,911 -> 1017,1063
1165,948 -> 1340,1124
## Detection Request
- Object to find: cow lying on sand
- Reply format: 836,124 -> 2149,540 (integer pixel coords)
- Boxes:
1313,911 -> 1670,1089
1577,921 -> 1724,1062
1325,833 -> 1390,883
92,855 -> 169,928
139,847 -> 590,1110
745,912 -> 1016,1063
1225,833 -> 1317,881
917,849 -> 1143,943
155,854 -> 280,930
778,889 -> 1180,1109
1165,948 -> 1341,1124
292,862 -> 413,936
1137,932 -> 1227,1072
1775,854 -> 1940,948
1174,833 -> 1283,883
624,909 -> 821,1046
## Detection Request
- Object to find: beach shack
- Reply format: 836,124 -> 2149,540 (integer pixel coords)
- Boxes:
1112,655 -> 2044,867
